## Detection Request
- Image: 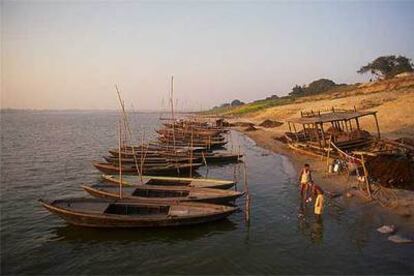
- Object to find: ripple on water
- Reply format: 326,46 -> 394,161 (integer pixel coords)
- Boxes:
1,112 -> 413,275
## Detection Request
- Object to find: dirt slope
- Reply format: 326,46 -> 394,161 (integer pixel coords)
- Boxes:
238,75 -> 414,139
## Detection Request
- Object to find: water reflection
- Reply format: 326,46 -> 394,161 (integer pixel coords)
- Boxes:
298,202 -> 324,244
3,112 -> 414,275
50,219 -> 238,244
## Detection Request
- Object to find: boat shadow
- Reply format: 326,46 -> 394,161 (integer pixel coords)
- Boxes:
51,219 -> 238,244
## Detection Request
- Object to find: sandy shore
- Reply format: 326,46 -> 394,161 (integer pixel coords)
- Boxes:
202,76 -> 414,234
236,126 -> 414,233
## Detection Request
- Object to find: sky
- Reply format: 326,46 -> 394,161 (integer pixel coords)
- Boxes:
1,1 -> 414,111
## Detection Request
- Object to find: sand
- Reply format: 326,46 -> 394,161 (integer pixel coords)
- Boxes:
229,75 -> 414,139
215,76 -> 414,232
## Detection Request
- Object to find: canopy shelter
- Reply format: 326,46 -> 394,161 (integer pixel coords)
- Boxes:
286,108 -> 381,150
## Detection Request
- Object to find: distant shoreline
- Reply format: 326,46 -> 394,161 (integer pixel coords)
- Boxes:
0,109 -> 192,114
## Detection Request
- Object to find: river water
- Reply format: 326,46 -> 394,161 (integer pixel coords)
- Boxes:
1,111 -> 413,275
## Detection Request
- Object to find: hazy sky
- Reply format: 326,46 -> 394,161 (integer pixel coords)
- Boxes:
2,1 -> 413,111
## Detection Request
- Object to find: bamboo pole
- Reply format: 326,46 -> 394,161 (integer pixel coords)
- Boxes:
115,85 -> 143,184
189,129 -> 194,178
122,107 -> 128,144
141,142 -> 150,178
169,76 -> 179,172
314,123 -> 322,148
139,130 -> 145,184
320,123 -> 326,147
292,123 -> 299,141
303,124 -> 308,140
373,113 -> 381,139
355,118 -> 360,130
233,164 -> 237,190
243,162 -> 251,224
360,154 -> 372,198
118,120 -> 123,199
170,76 -> 177,153
325,135 -> 332,175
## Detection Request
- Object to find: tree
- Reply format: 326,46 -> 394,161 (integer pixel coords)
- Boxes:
289,85 -> 304,96
220,103 -> 231,108
357,55 -> 413,79
288,79 -> 338,97
231,99 -> 244,106
265,94 -> 279,100
305,79 -> 337,94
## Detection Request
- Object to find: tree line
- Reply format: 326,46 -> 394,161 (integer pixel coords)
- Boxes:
289,55 -> 413,97
212,55 -> 413,109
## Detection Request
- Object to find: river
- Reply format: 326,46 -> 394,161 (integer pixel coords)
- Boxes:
1,111 -> 413,274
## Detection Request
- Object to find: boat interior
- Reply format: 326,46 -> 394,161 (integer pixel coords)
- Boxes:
52,199 -> 111,213
145,179 -> 192,186
132,188 -> 190,198
104,204 -> 170,216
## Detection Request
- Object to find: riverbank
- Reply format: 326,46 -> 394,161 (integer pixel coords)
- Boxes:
206,75 -> 414,140
201,75 -> 414,235
236,126 -> 414,235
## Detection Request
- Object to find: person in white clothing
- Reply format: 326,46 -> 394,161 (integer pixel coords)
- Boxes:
299,163 -> 312,200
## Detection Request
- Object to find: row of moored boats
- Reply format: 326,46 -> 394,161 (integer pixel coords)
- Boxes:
40,118 -> 246,228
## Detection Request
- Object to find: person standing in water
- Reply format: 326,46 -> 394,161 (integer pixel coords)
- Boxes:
299,163 -> 312,200
313,185 -> 324,221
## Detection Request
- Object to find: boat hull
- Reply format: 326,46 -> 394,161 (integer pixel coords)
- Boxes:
101,175 -> 236,190
93,162 -> 203,176
40,199 -> 237,228
82,185 -> 244,205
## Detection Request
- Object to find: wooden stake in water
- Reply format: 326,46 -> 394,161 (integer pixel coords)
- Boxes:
118,120 -> 123,199
201,151 -> 209,178
243,162 -> 251,224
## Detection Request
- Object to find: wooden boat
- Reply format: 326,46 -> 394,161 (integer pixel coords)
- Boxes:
82,184 -> 244,204
125,143 -> 207,152
108,149 -> 197,159
102,155 -> 201,165
108,147 -> 207,160
157,131 -> 226,142
101,174 -> 236,190
108,149 -> 169,158
160,125 -> 223,136
203,152 -> 243,163
162,122 -> 229,134
156,129 -> 225,139
158,137 -> 227,149
103,155 -> 169,165
93,162 -> 203,176
39,198 -> 238,228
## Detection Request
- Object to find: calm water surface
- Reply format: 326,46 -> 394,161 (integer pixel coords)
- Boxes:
1,111 -> 413,275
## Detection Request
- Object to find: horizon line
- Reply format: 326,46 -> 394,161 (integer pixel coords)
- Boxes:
0,108 -> 199,113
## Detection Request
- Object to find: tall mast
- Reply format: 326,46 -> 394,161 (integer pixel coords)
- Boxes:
170,76 -> 175,121
170,76 -> 177,154
115,85 -> 143,184
118,119 -> 123,199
